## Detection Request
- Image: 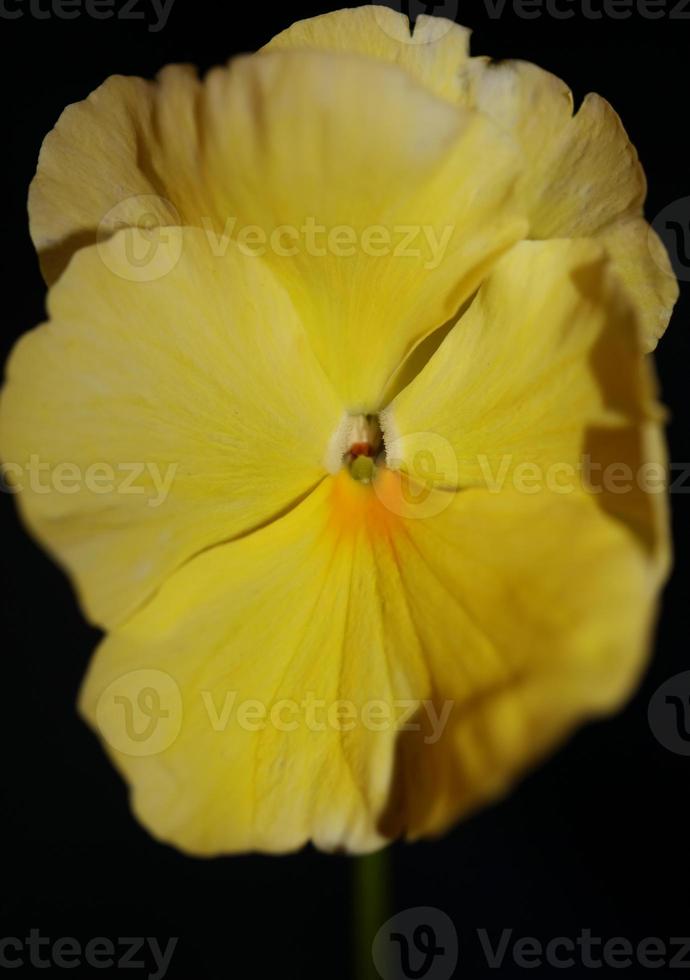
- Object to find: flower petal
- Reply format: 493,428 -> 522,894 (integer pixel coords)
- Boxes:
78,475 -> 430,856
0,226 -> 342,627
264,5 -> 471,103
79,465 -> 665,852
29,49 -> 527,409
29,66 -> 209,285
384,238 -> 659,509
202,51 -> 528,409
378,484 -> 663,839
263,11 -> 678,348
459,61 -> 643,236
458,58 -> 678,347
598,216 -> 677,352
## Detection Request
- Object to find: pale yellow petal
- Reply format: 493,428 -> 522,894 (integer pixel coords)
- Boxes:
202,51 -> 526,408
29,66 -> 211,285
263,13 -> 679,348
264,5 -> 471,103
29,49 -> 527,409
0,226 -> 342,627
456,58 -> 678,345
598,216 -> 678,351
458,61 -> 643,235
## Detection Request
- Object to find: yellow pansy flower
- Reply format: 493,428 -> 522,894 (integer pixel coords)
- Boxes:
0,6 -> 675,855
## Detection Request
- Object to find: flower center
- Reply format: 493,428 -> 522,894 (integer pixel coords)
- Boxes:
346,414 -> 383,484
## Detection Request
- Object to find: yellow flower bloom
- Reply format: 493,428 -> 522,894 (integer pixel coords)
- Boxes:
0,6 -> 675,855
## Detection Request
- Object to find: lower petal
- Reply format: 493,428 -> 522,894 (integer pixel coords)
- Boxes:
382,485 -> 664,839
78,464 -> 665,853
79,473 -> 429,855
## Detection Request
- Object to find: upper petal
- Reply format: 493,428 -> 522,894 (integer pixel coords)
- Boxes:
459,61 -> 643,236
264,5 -> 471,103
0,226 -> 342,627
442,58 -> 678,346
29,48 -> 528,409
29,66 -> 210,285
262,10 -> 678,348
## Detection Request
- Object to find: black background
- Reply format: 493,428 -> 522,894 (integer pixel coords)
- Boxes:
2,0 -> 690,977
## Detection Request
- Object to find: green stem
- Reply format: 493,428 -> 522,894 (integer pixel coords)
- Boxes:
354,848 -> 392,980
